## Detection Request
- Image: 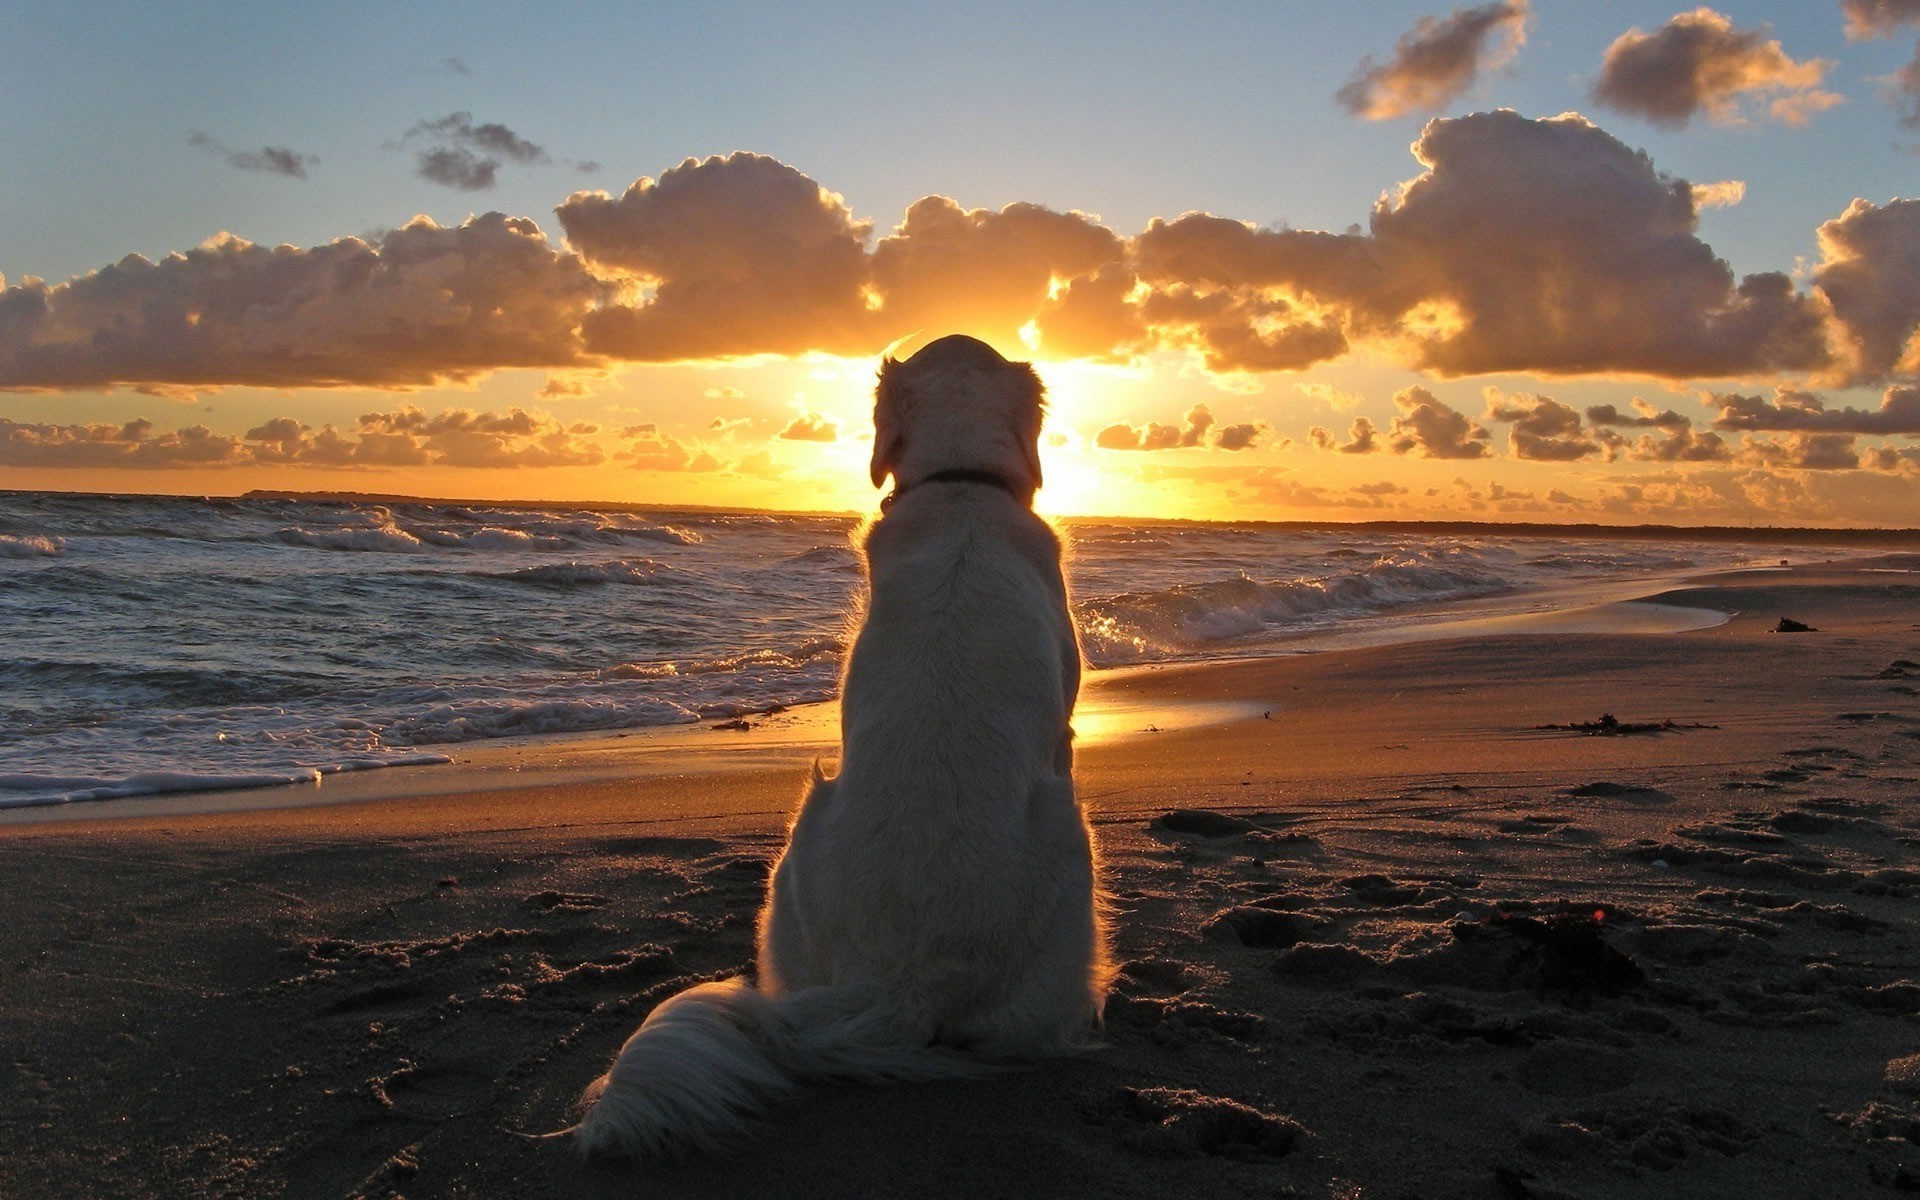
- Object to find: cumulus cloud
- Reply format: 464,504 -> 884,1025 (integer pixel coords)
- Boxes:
0,213 -> 598,390
0,417 -> 250,469
1741,431 -> 1863,470
1815,198 -> 1920,383
0,407 -> 602,470
1387,386 -> 1490,458
1309,416 -> 1381,454
778,412 -> 840,442
1711,385 -> 1920,433
1129,112 -> 1829,380
403,112 -> 549,191
1585,398 -> 1693,430
1593,9 -> 1840,128
559,153 -> 877,361
1336,1 -> 1530,120
1094,403 -> 1262,451
620,424 -> 720,472
870,197 -> 1124,349
186,132 -> 318,179
1843,0 -> 1920,39
1691,179 -> 1746,209
1482,390 -> 1602,460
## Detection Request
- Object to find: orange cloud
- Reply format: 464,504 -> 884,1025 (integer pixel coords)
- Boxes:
777,412 -> 840,442
1337,1 -> 1530,120
1592,9 -> 1839,128
560,153 -> 876,361
1481,391 -> 1602,461
1093,404 -> 1263,451
1842,0 -> 1920,40
1711,385 -> 1920,433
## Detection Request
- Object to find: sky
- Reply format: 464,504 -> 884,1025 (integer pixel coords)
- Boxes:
3,1 -> 1919,526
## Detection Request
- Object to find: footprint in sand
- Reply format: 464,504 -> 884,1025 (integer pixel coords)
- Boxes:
1107,1086 -> 1307,1159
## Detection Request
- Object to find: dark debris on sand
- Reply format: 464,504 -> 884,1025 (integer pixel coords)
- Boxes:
1536,713 -> 1717,737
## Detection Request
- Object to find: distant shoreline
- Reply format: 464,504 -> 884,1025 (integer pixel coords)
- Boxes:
7,486 -> 1919,546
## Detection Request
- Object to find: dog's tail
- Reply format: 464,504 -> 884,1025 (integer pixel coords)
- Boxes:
572,976 -> 981,1159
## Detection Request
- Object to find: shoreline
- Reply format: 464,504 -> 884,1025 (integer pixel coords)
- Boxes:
0,564 -> 1775,826
6,559 -> 1920,1198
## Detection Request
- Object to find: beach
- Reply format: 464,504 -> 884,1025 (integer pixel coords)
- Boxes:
5,558 -> 1920,1199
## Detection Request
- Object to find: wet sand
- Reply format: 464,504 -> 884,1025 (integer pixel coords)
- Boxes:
4,559 -> 1919,1198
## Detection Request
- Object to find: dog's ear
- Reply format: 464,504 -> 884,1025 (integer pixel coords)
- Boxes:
870,357 -> 904,488
1015,361 -> 1045,490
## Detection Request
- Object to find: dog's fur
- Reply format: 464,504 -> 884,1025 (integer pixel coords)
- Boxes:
573,335 -> 1111,1159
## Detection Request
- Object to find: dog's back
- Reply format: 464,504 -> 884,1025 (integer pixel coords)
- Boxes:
570,337 -> 1107,1159
759,480 -> 1099,1050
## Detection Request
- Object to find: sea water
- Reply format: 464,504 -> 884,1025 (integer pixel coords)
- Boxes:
0,491 -> 1840,808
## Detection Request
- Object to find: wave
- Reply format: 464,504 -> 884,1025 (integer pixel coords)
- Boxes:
0,533 -> 65,557
493,559 -> 674,587
273,524 -> 424,552
384,696 -> 701,744
1077,557 -> 1507,663
0,753 -> 452,809
604,638 -> 843,680
414,526 -> 574,551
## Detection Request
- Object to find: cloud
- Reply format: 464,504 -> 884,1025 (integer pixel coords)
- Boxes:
1585,398 -> 1693,430
778,411 -> 840,442
0,417 -> 251,468
1741,431 -> 1863,470
1691,179 -> 1746,209
186,132 -> 318,179
870,197 -> 1124,349
1387,386 -> 1490,458
0,407 -> 603,470
1093,403 -> 1261,451
1815,198 -> 1920,383
1843,0 -> 1920,39
1336,1 -> 1530,120
1309,416 -> 1381,454
1891,43 -> 1920,127
1711,385 -> 1920,433
403,112 -> 549,190
620,424 -> 720,472
559,153 -> 877,361
1592,9 -> 1839,128
0,213 -> 599,390
1482,390 -> 1602,460
1129,111 -> 1830,380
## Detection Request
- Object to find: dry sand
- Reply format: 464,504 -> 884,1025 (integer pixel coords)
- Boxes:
5,559 -> 1920,1199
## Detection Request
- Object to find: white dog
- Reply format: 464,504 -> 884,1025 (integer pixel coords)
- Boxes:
573,334 -> 1111,1158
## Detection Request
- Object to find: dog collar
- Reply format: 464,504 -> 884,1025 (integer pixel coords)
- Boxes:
880,468 -> 1020,513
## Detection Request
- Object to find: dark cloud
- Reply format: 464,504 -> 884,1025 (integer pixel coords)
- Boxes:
1387,386 -> 1490,458
1094,403 -> 1260,451
186,132 -> 318,179
1336,1 -> 1530,120
404,112 -> 549,190
0,214 -> 598,390
0,417 -> 249,468
1842,0 -> 1920,39
1585,399 -> 1692,429
1892,42 -> 1920,127
1309,416 -> 1381,454
1592,9 -> 1839,128
416,147 -> 497,191
1711,385 -> 1920,433
1482,392 -> 1602,460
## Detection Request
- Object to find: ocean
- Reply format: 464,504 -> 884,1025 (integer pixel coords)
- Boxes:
0,490 -> 1872,810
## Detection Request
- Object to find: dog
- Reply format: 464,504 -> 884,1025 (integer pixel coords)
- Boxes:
572,334 -> 1111,1159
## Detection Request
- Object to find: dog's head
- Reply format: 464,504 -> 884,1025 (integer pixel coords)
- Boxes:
870,335 -> 1046,503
